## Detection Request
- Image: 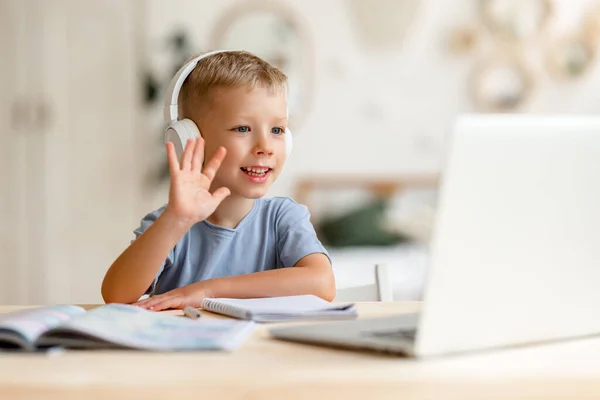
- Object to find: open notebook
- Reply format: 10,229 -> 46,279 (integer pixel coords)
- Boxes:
0,303 -> 255,352
201,295 -> 358,322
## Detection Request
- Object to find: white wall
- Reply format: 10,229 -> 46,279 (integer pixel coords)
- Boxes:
142,0 -> 600,209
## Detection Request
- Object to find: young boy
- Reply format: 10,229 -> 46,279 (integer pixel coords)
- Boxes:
101,51 -> 335,310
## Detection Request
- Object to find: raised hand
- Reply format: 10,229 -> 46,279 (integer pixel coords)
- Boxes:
164,137 -> 230,226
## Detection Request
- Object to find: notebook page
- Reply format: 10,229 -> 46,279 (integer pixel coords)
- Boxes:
203,295 -> 354,314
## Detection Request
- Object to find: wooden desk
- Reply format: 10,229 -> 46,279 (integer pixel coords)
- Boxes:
1,302 -> 600,399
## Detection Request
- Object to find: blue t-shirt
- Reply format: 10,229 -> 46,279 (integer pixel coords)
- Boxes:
133,197 -> 330,295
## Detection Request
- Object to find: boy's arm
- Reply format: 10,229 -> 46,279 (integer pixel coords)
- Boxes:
101,209 -> 191,304
206,253 -> 335,299
102,138 -> 229,304
134,253 -> 335,311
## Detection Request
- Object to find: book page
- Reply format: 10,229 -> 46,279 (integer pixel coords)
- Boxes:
43,303 -> 256,351
0,305 -> 86,345
204,295 -> 354,314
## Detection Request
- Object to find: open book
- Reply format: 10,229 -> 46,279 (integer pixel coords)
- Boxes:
202,295 -> 358,322
0,303 -> 255,352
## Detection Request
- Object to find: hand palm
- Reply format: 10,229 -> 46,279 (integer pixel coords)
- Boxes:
166,137 -> 230,224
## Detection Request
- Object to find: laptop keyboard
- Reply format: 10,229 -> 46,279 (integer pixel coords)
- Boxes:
367,328 -> 417,341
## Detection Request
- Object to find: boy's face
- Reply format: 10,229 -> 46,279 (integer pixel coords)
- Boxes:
195,85 -> 288,199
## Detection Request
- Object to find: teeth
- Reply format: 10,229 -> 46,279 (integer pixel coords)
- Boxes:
243,167 -> 269,173
242,167 -> 270,177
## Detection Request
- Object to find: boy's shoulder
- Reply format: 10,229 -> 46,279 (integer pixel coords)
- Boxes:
258,197 -> 312,232
142,204 -> 168,220
134,205 -> 167,236
259,196 -> 310,217
260,196 -> 304,210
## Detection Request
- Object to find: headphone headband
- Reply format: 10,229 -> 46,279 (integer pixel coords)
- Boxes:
163,49 -> 234,124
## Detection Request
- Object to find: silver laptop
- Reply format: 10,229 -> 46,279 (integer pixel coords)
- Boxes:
270,115 -> 600,358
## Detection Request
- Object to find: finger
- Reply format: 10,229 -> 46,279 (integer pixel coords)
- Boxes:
166,142 -> 180,178
135,300 -> 156,309
181,138 -> 195,171
211,187 -> 231,204
149,297 -> 183,311
202,146 -> 227,181
134,297 -> 152,306
136,295 -> 164,309
191,136 -> 205,172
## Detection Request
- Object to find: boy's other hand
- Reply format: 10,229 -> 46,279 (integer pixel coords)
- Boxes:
165,138 -> 230,226
133,281 -> 211,311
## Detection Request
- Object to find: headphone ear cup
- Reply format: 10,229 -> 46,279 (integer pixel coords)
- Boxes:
285,127 -> 293,158
164,119 -> 201,162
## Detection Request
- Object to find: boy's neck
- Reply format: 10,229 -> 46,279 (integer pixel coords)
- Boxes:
205,195 -> 255,229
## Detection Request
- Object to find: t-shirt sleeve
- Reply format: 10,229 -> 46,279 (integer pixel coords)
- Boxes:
276,198 -> 331,268
132,206 -> 177,295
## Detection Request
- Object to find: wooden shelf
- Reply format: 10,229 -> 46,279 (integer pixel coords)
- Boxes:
294,174 -> 440,207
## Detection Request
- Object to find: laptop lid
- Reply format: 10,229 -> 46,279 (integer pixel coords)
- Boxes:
414,115 -> 600,357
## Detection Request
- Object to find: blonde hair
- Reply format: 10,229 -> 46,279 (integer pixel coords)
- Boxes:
178,50 -> 288,119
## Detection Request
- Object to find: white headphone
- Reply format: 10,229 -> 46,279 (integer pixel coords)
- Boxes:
163,49 -> 293,162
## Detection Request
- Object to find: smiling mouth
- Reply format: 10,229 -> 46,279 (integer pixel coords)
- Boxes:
240,167 -> 272,177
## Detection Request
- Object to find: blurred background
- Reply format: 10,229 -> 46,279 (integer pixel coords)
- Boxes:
1,0 -> 599,305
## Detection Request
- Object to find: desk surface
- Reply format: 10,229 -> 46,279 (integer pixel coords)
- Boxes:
1,302 -> 600,400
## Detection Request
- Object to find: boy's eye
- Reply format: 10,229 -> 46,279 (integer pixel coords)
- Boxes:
234,126 -> 250,133
271,127 -> 284,135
